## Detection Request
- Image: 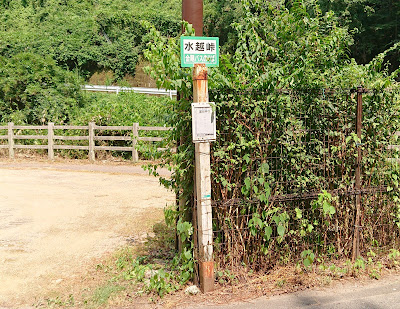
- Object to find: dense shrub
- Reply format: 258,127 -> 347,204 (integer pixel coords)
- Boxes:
0,52 -> 82,124
144,0 -> 400,271
70,91 -> 173,127
0,0 -> 181,80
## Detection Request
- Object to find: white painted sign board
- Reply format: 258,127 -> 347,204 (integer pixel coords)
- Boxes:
192,102 -> 216,142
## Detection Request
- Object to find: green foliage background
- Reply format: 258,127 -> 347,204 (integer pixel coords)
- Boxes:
1,0 -> 398,127
204,0 -> 400,71
0,52 -> 82,124
0,0 -> 181,79
0,0 -> 180,125
317,0 -> 400,67
144,0 -> 400,272
71,92 -> 172,127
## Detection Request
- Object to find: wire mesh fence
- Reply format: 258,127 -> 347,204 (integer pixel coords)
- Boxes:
200,87 -> 400,271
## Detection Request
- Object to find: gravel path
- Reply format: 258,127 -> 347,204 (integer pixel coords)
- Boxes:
0,160 -> 174,307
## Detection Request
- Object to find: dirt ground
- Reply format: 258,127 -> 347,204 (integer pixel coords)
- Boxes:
0,158 -> 174,308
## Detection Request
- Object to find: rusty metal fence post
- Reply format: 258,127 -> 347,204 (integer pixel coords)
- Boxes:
352,86 -> 364,261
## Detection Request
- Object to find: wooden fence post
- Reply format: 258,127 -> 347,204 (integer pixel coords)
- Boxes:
89,122 -> 95,162
48,122 -> 54,160
8,122 -> 14,159
132,123 -> 139,162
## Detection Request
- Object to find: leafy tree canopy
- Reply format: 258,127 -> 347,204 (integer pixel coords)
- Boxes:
317,0 -> 400,68
0,0 -> 181,79
204,0 -> 400,70
0,52 -> 82,124
0,0 -> 181,124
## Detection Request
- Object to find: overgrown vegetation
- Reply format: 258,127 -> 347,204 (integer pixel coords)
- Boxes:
38,220 -> 195,307
143,0 -> 400,293
204,0 -> 400,71
1,0 -> 400,301
0,52 -> 82,124
2,0 -> 397,127
0,0 -> 181,79
0,0 -> 180,127
39,228 -> 400,305
71,91 -> 172,127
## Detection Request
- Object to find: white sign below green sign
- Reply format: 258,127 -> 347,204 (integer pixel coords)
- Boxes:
181,36 -> 219,67
191,102 -> 216,142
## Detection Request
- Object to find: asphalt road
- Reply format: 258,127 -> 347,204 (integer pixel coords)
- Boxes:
191,274 -> 400,309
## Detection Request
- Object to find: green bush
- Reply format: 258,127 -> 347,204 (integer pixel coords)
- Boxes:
70,91 -> 172,127
144,0 -> 400,272
0,52 -> 82,124
0,0 -> 181,80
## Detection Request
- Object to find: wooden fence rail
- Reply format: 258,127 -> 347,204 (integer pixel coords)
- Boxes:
0,122 -> 171,162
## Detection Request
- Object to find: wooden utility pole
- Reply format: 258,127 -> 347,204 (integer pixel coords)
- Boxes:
193,64 -> 214,292
182,0 -> 203,36
182,0 -> 214,292
178,0 -> 205,255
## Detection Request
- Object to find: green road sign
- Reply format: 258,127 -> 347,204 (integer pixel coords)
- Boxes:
181,36 -> 219,67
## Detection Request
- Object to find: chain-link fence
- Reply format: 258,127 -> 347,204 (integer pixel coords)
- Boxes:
197,87 -> 400,272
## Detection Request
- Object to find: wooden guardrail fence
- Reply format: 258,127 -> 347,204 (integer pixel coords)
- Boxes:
0,122 -> 171,162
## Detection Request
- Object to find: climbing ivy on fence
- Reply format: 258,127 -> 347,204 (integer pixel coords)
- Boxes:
143,0 -> 400,274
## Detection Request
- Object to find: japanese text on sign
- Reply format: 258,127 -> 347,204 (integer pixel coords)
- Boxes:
184,41 -> 216,52
181,37 -> 219,67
